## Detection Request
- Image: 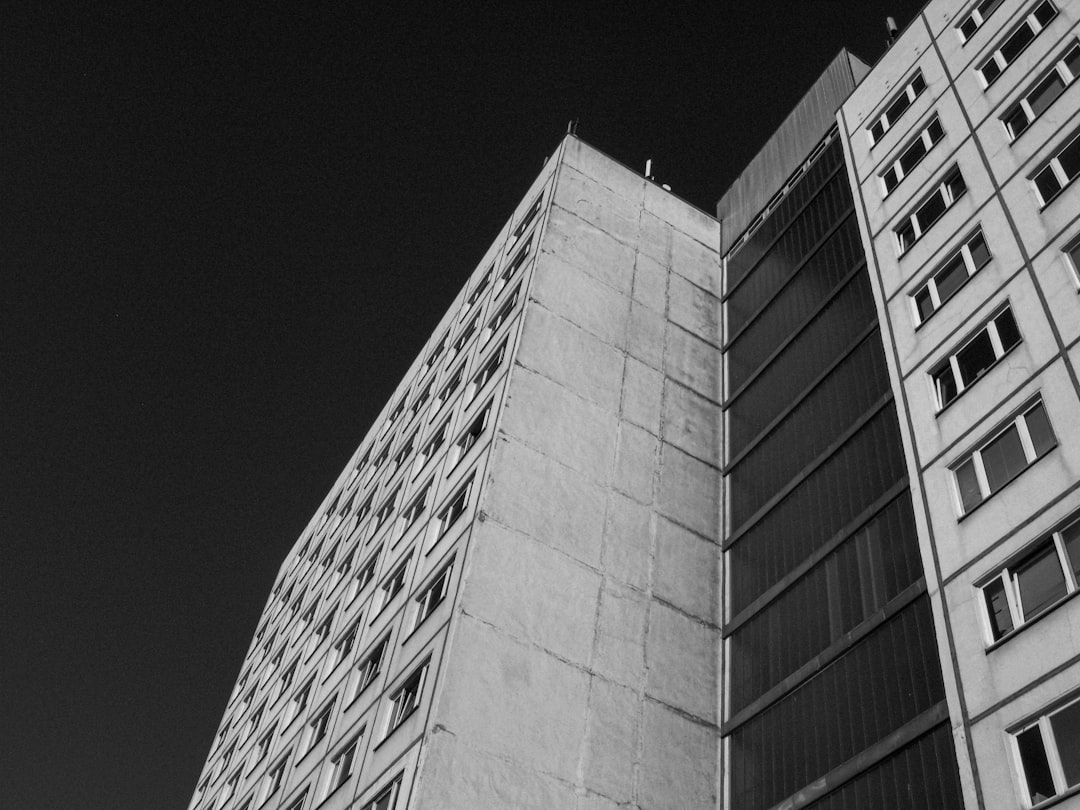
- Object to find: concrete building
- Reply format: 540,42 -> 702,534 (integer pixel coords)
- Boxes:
189,1 -> 1080,808
840,1 -> 1080,807
189,136 -> 721,810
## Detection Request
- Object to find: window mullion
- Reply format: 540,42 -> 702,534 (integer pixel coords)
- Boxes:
949,355 -> 965,394
1055,532 -> 1078,592
1042,715 -> 1069,794
987,321 -> 1005,356
1016,413 -> 1038,461
973,449 -> 991,496
1002,569 -> 1025,628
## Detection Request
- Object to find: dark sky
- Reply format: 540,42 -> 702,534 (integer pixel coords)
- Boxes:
3,2 -> 927,808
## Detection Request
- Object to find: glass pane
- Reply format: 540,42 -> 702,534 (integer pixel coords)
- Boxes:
927,117 -> 945,143
1036,166 -> 1062,202
1034,0 -> 1058,27
886,92 -> 911,126
1051,699 -> 1080,786
1029,72 -> 1066,117
1015,543 -> 1067,619
956,329 -> 998,385
982,58 -> 1002,84
1017,725 -> 1058,804
969,232 -> 991,269
898,221 -> 916,250
1001,23 -> 1036,64
934,363 -> 959,407
995,308 -> 1022,352
1058,135 -> 1080,182
1066,45 -> 1080,79
900,137 -> 929,174
884,167 -> 900,192
1062,519 -> 1080,581
956,458 -> 983,513
911,73 -> 926,94
915,287 -> 936,322
1025,402 -> 1056,456
981,424 -> 1027,493
935,252 -> 970,302
871,121 -> 885,142
1005,105 -> 1031,138
983,577 -> 1014,639
916,191 -> 947,232
960,17 -> 978,40
978,0 -> 1004,15
946,170 -> 967,199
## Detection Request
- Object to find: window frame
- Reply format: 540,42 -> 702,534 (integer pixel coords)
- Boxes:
453,401 -> 493,467
468,340 -> 507,402
880,114 -> 946,195
412,558 -> 454,633
911,228 -> 992,326
351,636 -> 388,702
363,774 -> 403,810
1032,126 -> 1080,206
435,476 -> 473,544
497,236 -> 533,292
929,304 -> 1021,410
385,662 -> 429,737
957,0 -> 1005,42
1008,690 -> 1080,805
483,283 -> 520,343
305,695 -> 337,753
511,194 -> 543,242
377,554 -> 411,612
895,165 -> 967,254
1002,41 -> 1080,141
867,70 -> 927,145
350,546 -> 380,603
977,0 -> 1058,88
324,732 -> 362,798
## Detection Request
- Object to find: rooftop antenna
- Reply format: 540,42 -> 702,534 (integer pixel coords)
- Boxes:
645,159 -> 655,181
567,118 -> 579,135
886,16 -> 899,46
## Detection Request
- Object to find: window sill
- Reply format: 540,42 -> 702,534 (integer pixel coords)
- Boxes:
986,586 -> 1080,652
1031,783 -> 1080,810
314,780 -> 351,810
401,598 -> 447,646
935,342 -> 1020,417
345,675 -> 379,711
957,444 -> 1057,522
373,706 -> 420,752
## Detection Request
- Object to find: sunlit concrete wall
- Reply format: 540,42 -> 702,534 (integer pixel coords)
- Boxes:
412,136 -> 722,809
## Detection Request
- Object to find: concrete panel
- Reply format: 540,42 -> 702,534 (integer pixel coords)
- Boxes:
664,323 -> 720,402
658,442 -> 719,539
632,251 -> 668,314
484,438 -> 607,568
645,601 -> 718,722
628,301 -> 667,371
413,722 -> 581,809
552,165 -> 642,256
532,250 -> 632,348
460,519 -> 601,668
655,517 -> 718,623
640,211 -> 721,297
639,701 -> 716,810
500,365 -> 618,486
668,271 -> 721,347
541,204 -> 637,296
601,492 -> 653,592
593,579 -> 648,689
662,379 -> 721,467
561,138 -> 648,211
620,357 -> 664,436
431,615 -> 591,783
643,180 -> 719,248
581,677 -> 639,803
517,304 -> 625,412
614,421 -> 658,505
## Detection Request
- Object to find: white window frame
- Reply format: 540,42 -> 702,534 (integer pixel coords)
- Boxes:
348,546 -> 380,603
363,775 -> 403,810
385,663 -> 429,736
930,305 -> 1020,409
424,333 -> 446,370
951,397 -> 1056,515
868,71 -> 927,144
453,401 -> 492,467
435,365 -> 463,411
957,0 -> 1005,42
350,636 -> 387,701
413,560 -> 454,632
435,477 -> 473,542
895,166 -> 966,254
1009,691 -> 1080,805
1002,41 -> 1080,140
260,752 -> 289,804
1033,127 -> 1080,205
911,229 -> 991,325
304,695 -> 336,754
497,236 -> 532,292
417,418 -> 449,472
322,733 -> 362,799
468,341 -> 507,401
483,283 -> 520,343
979,514 -> 1080,643
450,313 -> 478,359
331,620 -> 360,670
378,555 -> 411,611
374,487 -> 399,531
282,789 -> 308,810
511,195 -> 543,243
977,0 -> 1058,87
400,481 -> 431,531
466,265 -> 493,307
880,115 -> 945,194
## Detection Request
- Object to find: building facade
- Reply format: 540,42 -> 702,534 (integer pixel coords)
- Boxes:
189,1 -> 1080,808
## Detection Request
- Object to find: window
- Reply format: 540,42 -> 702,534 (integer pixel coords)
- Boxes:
930,306 -> 1021,409
245,702 -> 265,741
254,724 -> 275,765
241,688 -> 255,714
1065,237 -> 1080,287
881,115 -> 945,194
957,0 -> 1005,41
1003,42 -> 1080,139
363,776 -> 403,810
356,494 -> 372,524
333,547 -> 354,586
912,229 -> 991,324
384,397 -> 406,433
401,482 -> 431,530
278,659 -> 298,698
454,402 -> 492,465
1033,127 -> 1080,205
394,432 -> 416,472
221,771 -> 241,807
352,548 -> 380,600
410,379 -> 432,417
436,365 -> 464,410
332,621 -> 360,668
379,556 -> 410,609
413,561 -> 453,631
291,679 -> 313,722
868,71 -> 927,144
215,720 -> 231,750
372,443 -> 390,472
386,664 -> 428,734
468,341 -> 507,400
483,285 -> 519,342
375,487 -> 399,531
952,397 -> 1056,514
419,419 -> 449,468
325,734 -> 361,796
451,314 -> 478,358
1011,691 -> 1080,805
512,195 -> 543,240
466,266 -> 493,307
353,638 -> 387,698
498,236 -> 533,290
295,604 -> 316,645
263,754 -> 289,802
982,515 -> 1080,641
312,608 -> 335,650
978,1 -> 1058,86
319,543 -> 337,575
895,166 -> 966,253
436,478 -> 472,540
289,593 -> 303,619
339,492 -> 355,524
220,740 -> 236,771
306,697 -> 336,751
425,334 -> 446,370
283,790 -> 308,810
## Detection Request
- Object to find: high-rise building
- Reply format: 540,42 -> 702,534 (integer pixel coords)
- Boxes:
190,1 -> 1080,808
